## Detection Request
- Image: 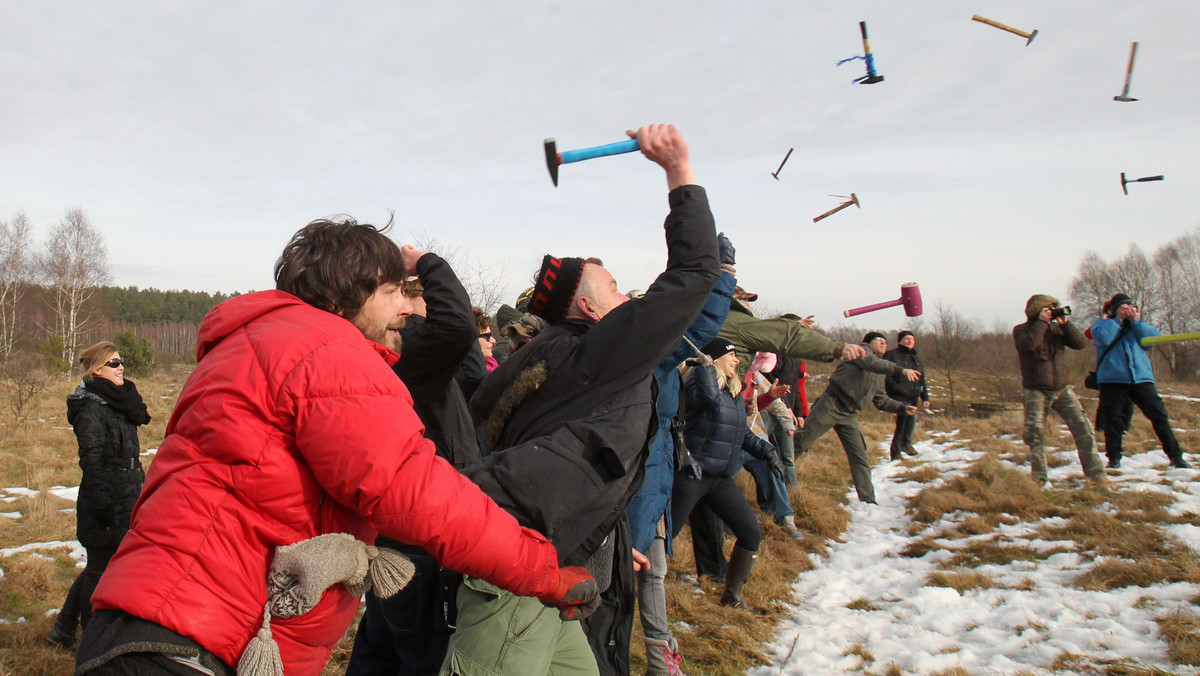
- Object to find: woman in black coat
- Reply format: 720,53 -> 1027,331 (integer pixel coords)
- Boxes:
670,338 -> 784,611
47,341 -> 150,649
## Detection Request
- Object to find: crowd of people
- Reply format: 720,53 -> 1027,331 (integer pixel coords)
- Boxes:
47,125 -> 1190,676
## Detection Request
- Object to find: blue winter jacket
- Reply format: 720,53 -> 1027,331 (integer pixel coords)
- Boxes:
1091,317 -> 1162,384
626,270 -> 735,554
682,363 -> 776,479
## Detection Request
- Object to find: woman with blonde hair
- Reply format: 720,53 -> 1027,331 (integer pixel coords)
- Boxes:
47,341 -> 150,649
670,338 -> 784,612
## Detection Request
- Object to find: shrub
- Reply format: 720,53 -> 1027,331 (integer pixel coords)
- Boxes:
115,329 -> 155,376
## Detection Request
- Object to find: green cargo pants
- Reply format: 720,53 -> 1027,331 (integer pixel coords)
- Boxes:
1022,386 -> 1105,483
439,576 -> 599,676
797,393 -> 876,504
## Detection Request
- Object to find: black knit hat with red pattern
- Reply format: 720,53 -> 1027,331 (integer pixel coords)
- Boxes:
528,255 -> 586,324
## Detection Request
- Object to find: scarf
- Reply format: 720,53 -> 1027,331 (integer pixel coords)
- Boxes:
84,377 -> 152,426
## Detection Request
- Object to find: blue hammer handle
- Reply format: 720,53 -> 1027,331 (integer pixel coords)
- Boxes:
559,139 -> 641,165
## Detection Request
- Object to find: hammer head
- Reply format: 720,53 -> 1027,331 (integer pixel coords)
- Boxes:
1121,172 -> 1129,195
900,282 -> 922,317
860,74 -> 885,84
850,192 -> 861,208
1025,29 -> 1038,46
1113,94 -> 1138,102
544,138 -> 560,187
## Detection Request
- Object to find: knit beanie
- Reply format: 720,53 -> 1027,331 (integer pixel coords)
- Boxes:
897,330 -> 914,342
700,338 -> 735,360
863,331 -> 886,345
1024,294 -> 1059,320
515,287 -> 536,313
528,256 -> 586,324
1106,293 -> 1134,317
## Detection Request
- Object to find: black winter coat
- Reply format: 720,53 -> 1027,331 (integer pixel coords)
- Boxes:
883,346 -> 928,404
394,253 -> 482,469
466,184 -> 720,567
682,365 -> 776,478
67,388 -> 145,549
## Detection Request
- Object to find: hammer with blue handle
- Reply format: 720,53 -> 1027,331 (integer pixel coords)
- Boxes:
544,137 -> 641,187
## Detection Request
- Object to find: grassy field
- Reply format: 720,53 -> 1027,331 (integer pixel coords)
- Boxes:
1,366 -> 1198,675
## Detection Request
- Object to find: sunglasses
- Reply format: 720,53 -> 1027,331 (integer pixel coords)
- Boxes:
104,359 -> 124,368
479,332 -> 495,341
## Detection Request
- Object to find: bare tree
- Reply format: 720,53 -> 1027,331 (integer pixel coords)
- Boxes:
409,234 -> 507,313
1151,227 -> 1200,379
926,301 -> 978,413
1067,251 -> 1114,325
0,212 -> 34,359
37,209 -> 112,364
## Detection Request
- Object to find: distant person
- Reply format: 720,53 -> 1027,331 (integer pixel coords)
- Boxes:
474,307 -> 499,372
1090,293 -> 1191,470
75,218 -> 596,676
795,333 -> 919,504
1012,294 -> 1105,485
883,330 -> 930,460
670,339 -> 785,612
47,342 -> 150,650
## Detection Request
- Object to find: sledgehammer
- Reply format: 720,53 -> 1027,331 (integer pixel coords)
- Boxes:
544,137 -> 640,187
1141,332 -> 1200,347
843,282 -> 923,318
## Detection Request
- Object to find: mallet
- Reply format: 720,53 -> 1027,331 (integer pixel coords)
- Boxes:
835,21 -> 885,84
843,282 -> 923,318
971,15 -> 1038,46
812,193 -> 860,223
1121,172 -> 1164,195
1141,332 -> 1200,347
772,148 -> 793,180
1114,42 -> 1140,102
544,137 -> 641,187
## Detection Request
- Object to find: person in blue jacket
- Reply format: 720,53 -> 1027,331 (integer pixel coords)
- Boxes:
625,235 -> 736,674
670,338 -> 786,613
1091,293 -> 1191,470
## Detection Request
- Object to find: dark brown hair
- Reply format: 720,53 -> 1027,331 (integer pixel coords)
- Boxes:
274,216 -> 406,318
473,307 -> 492,333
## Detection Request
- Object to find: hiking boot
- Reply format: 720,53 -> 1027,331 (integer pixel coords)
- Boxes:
902,444 -> 918,457
1170,457 -> 1192,469
776,517 -> 804,540
46,624 -> 76,649
1107,457 -> 1121,469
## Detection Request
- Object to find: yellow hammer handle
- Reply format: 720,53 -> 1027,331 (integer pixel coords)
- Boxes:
1141,331 -> 1200,346
972,14 -> 1031,38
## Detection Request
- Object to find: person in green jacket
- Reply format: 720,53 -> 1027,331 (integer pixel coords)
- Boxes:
795,332 -> 919,504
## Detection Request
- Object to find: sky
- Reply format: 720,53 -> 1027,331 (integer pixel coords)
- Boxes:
3,2 -> 1199,331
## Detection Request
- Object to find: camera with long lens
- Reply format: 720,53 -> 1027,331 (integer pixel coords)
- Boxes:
1050,306 -> 1072,319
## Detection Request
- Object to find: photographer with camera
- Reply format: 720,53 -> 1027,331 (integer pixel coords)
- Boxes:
1090,293 -> 1191,470
1013,294 -> 1106,486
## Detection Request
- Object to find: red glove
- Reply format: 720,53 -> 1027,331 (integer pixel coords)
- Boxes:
535,566 -> 600,621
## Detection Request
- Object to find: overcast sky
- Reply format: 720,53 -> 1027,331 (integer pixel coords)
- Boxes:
4,2 -> 1198,332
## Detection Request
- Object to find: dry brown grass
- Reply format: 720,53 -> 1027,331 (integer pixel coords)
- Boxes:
926,570 -> 995,593
1156,608 -> 1200,666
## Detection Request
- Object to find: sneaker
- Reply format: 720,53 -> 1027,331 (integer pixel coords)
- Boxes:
1107,457 -> 1121,469
1170,457 -> 1192,469
46,624 -> 76,649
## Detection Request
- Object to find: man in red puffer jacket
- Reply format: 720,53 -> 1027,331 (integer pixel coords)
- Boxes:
76,219 -> 597,676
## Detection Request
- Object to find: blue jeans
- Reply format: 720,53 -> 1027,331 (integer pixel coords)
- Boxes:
742,452 -> 794,521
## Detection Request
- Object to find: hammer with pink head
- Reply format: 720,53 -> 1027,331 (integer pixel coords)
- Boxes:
843,282 -> 923,318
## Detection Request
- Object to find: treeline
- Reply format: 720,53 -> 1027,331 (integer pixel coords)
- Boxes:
99,286 -> 238,324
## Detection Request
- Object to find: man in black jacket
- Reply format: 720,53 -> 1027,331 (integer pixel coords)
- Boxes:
450,124 -> 719,676
883,330 -> 930,460
347,247 -> 483,676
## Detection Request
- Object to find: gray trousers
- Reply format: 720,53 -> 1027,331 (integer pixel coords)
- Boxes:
1021,386 -> 1105,482
797,394 -> 875,503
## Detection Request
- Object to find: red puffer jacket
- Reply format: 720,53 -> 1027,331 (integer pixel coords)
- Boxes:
91,291 -> 561,674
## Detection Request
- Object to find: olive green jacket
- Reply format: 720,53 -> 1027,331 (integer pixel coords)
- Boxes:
717,300 -> 841,380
